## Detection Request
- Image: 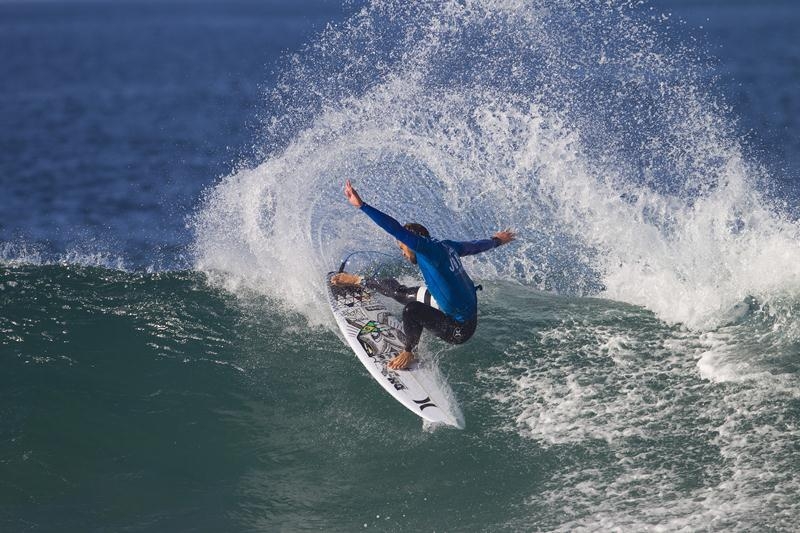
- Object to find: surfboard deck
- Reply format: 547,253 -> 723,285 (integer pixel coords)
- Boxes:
326,272 -> 464,428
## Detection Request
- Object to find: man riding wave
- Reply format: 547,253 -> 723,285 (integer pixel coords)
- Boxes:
331,180 -> 515,370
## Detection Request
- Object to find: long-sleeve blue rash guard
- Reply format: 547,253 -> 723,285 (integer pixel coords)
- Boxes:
360,203 -> 499,322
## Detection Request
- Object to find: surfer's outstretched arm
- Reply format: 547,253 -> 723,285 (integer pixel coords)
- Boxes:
449,229 -> 516,256
344,180 -> 426,251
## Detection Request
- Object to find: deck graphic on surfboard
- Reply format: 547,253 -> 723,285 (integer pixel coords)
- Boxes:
326,272 -> 463,428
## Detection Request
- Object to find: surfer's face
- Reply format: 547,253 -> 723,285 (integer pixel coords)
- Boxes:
397,241 -> 417,264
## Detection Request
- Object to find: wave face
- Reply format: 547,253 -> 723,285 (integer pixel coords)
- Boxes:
193,0 -> 800,330
3,265 -> 799,531
186,3 -> 800,524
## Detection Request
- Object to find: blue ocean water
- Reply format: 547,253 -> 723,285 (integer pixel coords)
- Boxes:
2,0 -> 800,531
1,0 -> 354,267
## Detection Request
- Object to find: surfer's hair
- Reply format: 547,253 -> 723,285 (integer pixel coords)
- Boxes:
404,223 -> 430,238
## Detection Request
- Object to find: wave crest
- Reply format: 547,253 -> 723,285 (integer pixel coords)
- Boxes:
193,0 -> 800,329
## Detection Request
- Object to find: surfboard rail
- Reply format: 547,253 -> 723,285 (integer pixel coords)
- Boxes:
326,272 -> 463,428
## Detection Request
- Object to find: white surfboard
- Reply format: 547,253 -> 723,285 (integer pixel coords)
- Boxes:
326,272 -> 464,428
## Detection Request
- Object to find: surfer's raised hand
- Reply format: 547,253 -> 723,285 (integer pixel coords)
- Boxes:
344,180 -> 364,208
493,229 -> 516,245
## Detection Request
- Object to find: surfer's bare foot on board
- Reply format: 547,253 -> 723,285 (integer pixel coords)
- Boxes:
330,272 -> 361,286
388,350 -> 415,370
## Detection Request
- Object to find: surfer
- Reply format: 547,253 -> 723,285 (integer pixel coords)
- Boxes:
332,180 -> 515,370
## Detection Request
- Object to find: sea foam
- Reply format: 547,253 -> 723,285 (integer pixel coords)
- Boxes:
193,0 -> 800,332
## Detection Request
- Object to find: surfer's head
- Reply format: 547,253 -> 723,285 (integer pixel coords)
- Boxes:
398,223 -> 429,264
403,223 -> 429,238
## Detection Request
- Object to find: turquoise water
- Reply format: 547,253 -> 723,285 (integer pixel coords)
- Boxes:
3,0 -> 800,530
3,265 -> 799,530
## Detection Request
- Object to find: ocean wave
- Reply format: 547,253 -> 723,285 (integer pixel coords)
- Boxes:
192,0 -> 800,332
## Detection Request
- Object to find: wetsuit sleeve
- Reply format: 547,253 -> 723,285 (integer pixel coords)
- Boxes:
359,203 -> 427,252
364,278 -> 419,304
448,237 -> 502,257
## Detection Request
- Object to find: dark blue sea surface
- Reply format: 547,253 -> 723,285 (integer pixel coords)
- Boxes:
2,1 -> 800,531
1,0 -> 356,267
671,0 -> 800,191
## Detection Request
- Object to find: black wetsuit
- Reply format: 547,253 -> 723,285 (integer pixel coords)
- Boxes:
365,278 -> 478,352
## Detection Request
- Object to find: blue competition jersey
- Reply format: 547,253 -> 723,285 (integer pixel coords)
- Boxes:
360,203 -> 499,322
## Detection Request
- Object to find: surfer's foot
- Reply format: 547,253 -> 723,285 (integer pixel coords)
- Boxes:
330,272 -> 362,286
388,351 -> 415,370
